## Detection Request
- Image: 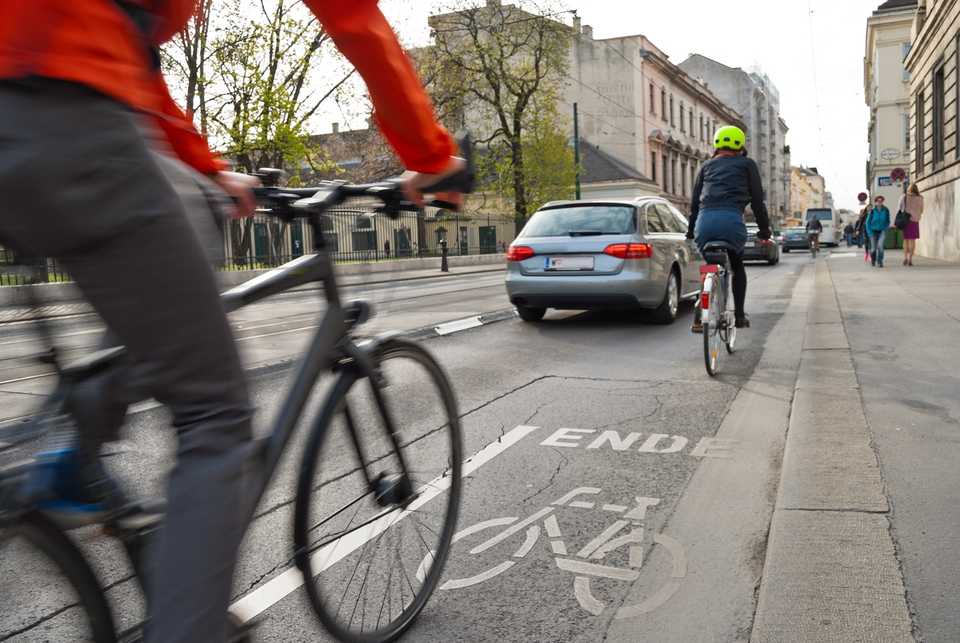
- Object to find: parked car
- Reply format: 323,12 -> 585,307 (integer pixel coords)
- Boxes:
743,224 -> 779,264
781,227 -> 811,253
505,198 -> 704,324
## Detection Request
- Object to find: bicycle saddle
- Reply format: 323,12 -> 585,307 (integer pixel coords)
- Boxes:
701,241 -> 737,265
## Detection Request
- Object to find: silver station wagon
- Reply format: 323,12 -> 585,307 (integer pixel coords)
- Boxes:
505,198 -> 704,323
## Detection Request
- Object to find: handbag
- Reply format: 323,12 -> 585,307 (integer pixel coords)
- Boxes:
894,210 -> 911,230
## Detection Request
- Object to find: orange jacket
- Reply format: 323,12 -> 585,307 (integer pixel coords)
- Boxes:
0,1 -> 454,175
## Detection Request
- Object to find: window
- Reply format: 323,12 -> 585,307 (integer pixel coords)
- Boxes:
916,90 -> 925,176
662,155 -> 669,190
904,112 -> 911,153
699,115 -> 704,141
651,151 -> 658,183
689,109 -> 694,137
680,162 -> 687,197
680,101 -> 686,132
649,83 -> 656,115
669,95 -> 675,127
661,89 -> 667,122
902,42 -> 912,82
644,204 -> 667,233
523,206 -> 637,237
671,157 -> 677,194
933,62 -> 945,164
658,203 -> 687,233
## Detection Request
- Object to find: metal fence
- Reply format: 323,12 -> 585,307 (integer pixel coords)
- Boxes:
1,204 -> 517,286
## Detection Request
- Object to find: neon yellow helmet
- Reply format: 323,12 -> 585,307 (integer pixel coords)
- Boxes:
714,125 -> 746,151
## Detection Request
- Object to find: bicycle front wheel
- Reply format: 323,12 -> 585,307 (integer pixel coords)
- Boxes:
0,511 -> 116,643
294,337 -> 463,643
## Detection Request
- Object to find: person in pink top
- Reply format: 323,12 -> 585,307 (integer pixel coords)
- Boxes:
898,184 -> 925,266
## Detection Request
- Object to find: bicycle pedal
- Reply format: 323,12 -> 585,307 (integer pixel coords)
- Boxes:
345,300 -> 373,326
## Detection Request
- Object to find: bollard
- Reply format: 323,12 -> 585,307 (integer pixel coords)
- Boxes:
440,239 -> 449,273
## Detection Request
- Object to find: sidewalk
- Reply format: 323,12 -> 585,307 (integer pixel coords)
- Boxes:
752,257 -> 913,641
751,248 -> 960,642
825,249 -> 960,642
0,262 -> 505,324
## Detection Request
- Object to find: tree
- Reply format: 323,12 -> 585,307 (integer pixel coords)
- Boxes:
171,0 -> 356,264
207,0 -> 355,173
161,0 -> 215,134
489,93 -> 577,215
425,1 -> 572,232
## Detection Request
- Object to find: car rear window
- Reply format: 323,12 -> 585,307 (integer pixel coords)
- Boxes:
521,206 -> 636,237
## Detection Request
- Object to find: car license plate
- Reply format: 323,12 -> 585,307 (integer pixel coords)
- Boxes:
745,241 -> 755,248
546,256 -> 594,271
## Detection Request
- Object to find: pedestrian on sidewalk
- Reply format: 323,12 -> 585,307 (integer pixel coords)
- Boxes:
844,222 -> 855,246
384,239 -> 391,258
866,195 -> 891,268
855,194 -> 871,258
898,184 -> 924,266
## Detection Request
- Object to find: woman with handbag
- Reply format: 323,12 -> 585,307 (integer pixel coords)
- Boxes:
898,184 -> 924,266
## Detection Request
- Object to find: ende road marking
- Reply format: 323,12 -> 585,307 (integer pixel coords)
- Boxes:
229,423 -> 541,624
540,427 -> 738,459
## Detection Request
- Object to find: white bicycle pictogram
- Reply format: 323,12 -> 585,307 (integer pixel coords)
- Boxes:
416,487 -> 686,619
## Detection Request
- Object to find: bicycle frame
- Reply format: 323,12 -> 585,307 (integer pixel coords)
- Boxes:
219,214 -> 406,529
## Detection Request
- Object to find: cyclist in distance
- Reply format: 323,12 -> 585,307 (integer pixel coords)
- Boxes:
0,2 -> 466,641
687,126 -> 772,330
806,214 -> 823,256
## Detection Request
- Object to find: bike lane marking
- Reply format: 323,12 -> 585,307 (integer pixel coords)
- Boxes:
229,423 -> 541,623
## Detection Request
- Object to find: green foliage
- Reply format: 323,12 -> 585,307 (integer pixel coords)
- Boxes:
425,1 -> 573,229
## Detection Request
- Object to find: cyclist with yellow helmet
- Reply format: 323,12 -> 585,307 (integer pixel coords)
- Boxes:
687,125 -> 771,329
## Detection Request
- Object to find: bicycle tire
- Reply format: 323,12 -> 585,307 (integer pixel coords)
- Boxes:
703,275 -> 722,377
1,511 -> 116,643
293,337 -> 463,643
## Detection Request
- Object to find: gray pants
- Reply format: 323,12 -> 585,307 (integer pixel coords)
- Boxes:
0,78 -> 253,643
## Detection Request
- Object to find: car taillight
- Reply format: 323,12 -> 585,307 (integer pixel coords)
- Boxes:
506,245 -> 535,262
603,243 -> 653,259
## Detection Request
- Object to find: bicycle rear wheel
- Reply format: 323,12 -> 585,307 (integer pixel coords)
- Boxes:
294,337 -> 463,643
703,275 -> 723,377
0,511 -> 116,642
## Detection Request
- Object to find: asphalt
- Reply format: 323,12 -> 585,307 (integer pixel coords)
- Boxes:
1,251 -> 803,641
9,248 -> 954,643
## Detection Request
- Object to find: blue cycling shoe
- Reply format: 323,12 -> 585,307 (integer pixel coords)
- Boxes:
25,447 -> 129,530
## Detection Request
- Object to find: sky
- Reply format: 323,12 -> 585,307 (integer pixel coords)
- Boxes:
328,0 -> 891,211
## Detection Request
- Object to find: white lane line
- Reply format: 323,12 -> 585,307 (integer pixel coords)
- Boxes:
434,316 -> 483,336
229,424 -> 541,623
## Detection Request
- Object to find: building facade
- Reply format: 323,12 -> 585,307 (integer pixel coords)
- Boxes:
865,0 -> 917,207
790,166 -> 827,225
566,22 -> 746,212
905,0 -> 960,260
678,55 -> 792,226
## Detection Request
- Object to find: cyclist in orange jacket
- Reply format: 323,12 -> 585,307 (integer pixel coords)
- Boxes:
0,3 -> 463,641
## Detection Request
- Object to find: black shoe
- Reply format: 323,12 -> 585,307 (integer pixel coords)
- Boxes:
735,315 -> 750,329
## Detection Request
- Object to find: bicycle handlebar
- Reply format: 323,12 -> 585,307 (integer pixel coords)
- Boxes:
252,134 -> 474,221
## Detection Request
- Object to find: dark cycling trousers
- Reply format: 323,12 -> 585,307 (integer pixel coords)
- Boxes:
727,252 -> 747,319
0,78 -> 253,643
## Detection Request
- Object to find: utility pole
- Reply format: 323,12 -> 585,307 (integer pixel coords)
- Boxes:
573,102 -> 581,200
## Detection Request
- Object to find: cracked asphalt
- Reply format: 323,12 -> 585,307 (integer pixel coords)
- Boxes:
1,254 -> 809,641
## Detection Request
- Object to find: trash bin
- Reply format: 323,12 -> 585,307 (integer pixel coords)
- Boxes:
885,228 -> 903,250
